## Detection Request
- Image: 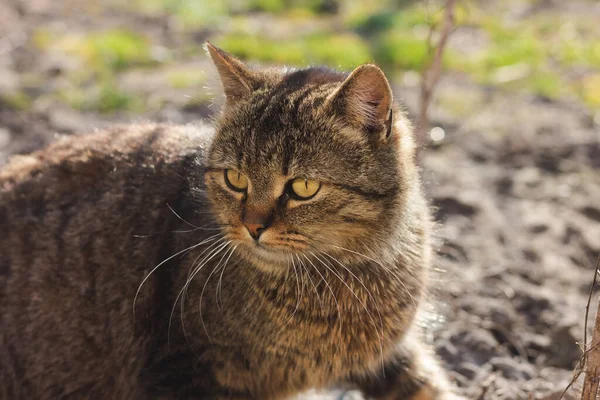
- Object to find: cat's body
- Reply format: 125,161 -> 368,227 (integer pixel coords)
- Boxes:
0,45 -> 459,400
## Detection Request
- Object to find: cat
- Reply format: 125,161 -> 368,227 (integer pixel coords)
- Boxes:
0,43 -> 462,400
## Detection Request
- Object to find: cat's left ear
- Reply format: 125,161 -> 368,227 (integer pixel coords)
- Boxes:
326,64 -> 394,141
205,42 -> 262,105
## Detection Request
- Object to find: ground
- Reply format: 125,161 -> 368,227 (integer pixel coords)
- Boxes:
1,0 -> 599,399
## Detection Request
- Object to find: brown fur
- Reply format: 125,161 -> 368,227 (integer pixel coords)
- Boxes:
0,44 -> 461,399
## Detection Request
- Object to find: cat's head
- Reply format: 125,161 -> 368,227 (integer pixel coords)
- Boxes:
203,43 -> 419,272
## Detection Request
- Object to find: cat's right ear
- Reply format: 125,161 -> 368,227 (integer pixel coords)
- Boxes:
205,42 -> 259,105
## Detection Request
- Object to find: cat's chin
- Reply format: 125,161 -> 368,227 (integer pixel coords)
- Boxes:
238,243 -> 294,272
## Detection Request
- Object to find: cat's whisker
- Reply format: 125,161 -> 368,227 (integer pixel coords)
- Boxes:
274,254 -> 303,337
302,254 -> 341,325
216,245 -> 238,310
133,234 -> 221,319
166,202 -> 219,231
197,241 -> 234,344
297,254 -> 307,307
183,239 -> 231,309
171,241 -> 231,348
318,250 -> 387,372
310,252 -> 380,335
187,237 -> 228,279
183,240 -> 232,324
314,240 -> 418,310
167,240 -> 230,347
296,253 -> 324,311
300,253 -> 344,366
310,250 -> 374,318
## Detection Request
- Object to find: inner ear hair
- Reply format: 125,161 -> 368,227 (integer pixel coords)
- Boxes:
327,64 -> 394,141
205,42 -> 257,105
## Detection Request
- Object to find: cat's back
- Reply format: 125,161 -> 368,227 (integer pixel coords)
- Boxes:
0,122 -> 213,196
0,121 -> 213,287
0,122 -> 215,399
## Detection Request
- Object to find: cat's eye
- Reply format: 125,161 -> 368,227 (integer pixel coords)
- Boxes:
290,178 -> 321,200
224,169 -> 248,192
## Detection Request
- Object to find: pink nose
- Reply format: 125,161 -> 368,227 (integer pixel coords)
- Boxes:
244,223 -> 267,240
243,207 -> 271,241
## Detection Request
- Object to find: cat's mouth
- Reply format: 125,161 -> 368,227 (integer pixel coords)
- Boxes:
225,227 -> 308,268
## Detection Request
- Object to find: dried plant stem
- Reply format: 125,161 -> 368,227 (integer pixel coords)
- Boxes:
417,0 -> 457,147
582,287 -> 600,399
559,256 -> 600,400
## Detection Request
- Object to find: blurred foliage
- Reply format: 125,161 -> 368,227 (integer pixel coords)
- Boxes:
0,91 -> 32,111
122,0 -> 338,27
32,29 -> 156,112
217,33 -> 372,69
25,0 -> 600,113
34,29 -> 156,72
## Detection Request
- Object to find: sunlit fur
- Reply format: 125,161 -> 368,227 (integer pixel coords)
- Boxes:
0,45 -> 461,400
204,72 -> 421,275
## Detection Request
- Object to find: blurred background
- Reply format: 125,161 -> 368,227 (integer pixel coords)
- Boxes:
1,0 -> 599,151
1,0 -> 599,399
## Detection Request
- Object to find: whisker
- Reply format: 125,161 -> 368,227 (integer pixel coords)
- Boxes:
317,241 -> 418,309
133,234 -> 220,319
216,245 -> 238,310
166,202 -> 207,230
298,254 -> 324,311
274,254 -> 303,337
302,254 -> 341,324
300,254 -> 344,365
187,237 -> 228,279
197,242 -> 234,344
183,242 -> 233,343
167,240 -> 230,346
179,242 -> 233,354
318,250 -> 386,373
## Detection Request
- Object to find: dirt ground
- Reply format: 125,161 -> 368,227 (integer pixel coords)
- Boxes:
1,1 -> 599,399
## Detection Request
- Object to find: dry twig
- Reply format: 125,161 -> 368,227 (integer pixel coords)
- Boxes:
417,0 -> 457,147
560,255 -> 600,399
582,256 -> 600,399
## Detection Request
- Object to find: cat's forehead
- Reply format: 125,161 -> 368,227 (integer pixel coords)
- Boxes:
217,98 -> 366,177
209,66 -> 380,181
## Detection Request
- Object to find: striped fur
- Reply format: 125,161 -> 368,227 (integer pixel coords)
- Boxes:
0,45 -> 460,399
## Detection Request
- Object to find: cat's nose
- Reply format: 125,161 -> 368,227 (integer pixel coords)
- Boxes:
243,208 -> 272,241
245,223 -> 267,240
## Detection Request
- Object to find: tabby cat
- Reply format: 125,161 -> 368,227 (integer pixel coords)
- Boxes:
0,43 -> 461,400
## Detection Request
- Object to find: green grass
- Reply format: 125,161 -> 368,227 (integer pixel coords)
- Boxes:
374,32 -> 430,70
34,29 -> 156,76
55,30 -> 155,73
84,30 -> 155,71
528,71 -> 563,100
216,33 -> 372,69
581,74 -> 600,107
0,91 -> 32,111
32,28 -> 156,113
120,0 -> 333,27
59,84 -> 142,114
166,68 -> 207,89
27,0 -> 600,111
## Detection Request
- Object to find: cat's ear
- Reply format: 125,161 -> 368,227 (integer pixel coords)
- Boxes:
205,42 -> 260,105
327,64 -> 394,140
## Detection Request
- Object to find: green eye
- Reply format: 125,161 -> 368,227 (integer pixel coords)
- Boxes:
224,169 -> 248,192
290,178 -> 320,200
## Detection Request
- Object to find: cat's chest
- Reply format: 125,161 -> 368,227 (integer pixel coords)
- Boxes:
173,258 -> 419,395
244,277 -> 415,380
